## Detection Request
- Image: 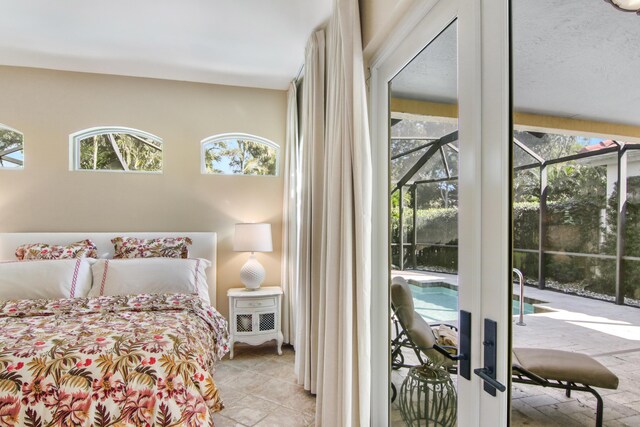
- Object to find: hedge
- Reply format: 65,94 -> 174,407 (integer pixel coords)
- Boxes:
393,182 -> 640,303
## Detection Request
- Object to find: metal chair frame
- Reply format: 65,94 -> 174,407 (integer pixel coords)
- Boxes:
390,306 -> 458,402
512,364 -> 607,427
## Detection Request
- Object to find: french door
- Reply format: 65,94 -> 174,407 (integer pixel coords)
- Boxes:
369,0 -> 511,425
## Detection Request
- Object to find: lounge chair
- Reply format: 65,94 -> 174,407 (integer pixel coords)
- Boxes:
391,276 -> 459,371
390,277 -> 460,401
512,347 -> 618,427
390,276 -> 619,426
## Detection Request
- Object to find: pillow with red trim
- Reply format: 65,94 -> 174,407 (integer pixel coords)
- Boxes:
89,258 -> 211,304
112,237 -> 192,259
15,239 -> 98,261
0,258 -> 95,300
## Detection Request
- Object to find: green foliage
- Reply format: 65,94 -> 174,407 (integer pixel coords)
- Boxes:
415,246 -> 457,273
593,178 -> 640,299
513,202 -> 539,249
391,129 -> 640,304
513,252 -> 539,282
391,200 -> 457,270
0,128 -> 23,167
204,139 -> 276,175
0,128 -> 22,151
514,169 -> 539,203
514,131 -> 585,161
390,189 -> 412,244
79,134 -> 162,171
390,140 -> 427,184
415,207 -> 458,245
396,159 -> 613,287
416,181 -> 458,209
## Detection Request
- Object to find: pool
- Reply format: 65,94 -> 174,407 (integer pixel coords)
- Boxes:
408,282 -> 549,323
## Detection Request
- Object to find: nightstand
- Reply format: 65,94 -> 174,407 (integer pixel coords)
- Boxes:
227,286 -> 283,359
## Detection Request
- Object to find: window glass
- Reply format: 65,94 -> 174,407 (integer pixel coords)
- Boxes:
202,134 -> 278,176
0,124 -> 24,169
71,128 -> 162,172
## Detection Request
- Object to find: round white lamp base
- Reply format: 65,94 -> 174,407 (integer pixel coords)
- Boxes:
240,253 -> 266,290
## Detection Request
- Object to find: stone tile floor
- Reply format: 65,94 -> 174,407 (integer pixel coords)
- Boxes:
391,271 -> 640,426
213,342 -> 316,427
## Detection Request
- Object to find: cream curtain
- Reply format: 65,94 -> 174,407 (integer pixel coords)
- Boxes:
281,82 -> 299,345
295,29 -> 325,394
294,0 -> 372,424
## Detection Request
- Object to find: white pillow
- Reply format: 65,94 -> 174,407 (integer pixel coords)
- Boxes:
89,258 -> 211,304
0,258 -> 95,300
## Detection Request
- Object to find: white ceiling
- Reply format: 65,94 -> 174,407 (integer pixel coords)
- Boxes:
391,0 -> 640,127
0,0 -> 332,90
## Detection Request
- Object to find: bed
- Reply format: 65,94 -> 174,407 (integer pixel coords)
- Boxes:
0,232 -> 229,427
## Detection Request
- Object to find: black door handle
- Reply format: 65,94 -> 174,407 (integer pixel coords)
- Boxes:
474,318 -> 506,396
474,368 -> 506,392
459,310 -> 471,380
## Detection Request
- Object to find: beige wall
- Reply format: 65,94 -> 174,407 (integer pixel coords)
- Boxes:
361,0 -> 394,49
0,66 -> 287,318
361,0 -> 413,54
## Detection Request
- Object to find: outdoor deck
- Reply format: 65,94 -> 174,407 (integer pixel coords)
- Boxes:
390,270 -> 640,426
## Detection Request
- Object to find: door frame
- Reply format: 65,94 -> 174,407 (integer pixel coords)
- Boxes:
368,0 -> 512,425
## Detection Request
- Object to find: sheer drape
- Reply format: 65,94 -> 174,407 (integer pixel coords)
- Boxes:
294,0 -> 372,424
281,82 -> 299,345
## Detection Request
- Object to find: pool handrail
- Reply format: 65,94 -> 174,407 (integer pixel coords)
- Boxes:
514,268 -> 525,326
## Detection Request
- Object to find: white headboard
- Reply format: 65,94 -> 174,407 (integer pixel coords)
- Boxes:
0,232 -> 218,306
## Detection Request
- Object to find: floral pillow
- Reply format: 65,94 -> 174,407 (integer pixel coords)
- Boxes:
112,236 -> 192,259
15,239 -> 98,261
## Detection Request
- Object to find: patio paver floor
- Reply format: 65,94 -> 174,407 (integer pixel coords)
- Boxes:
390,271 -> 640,426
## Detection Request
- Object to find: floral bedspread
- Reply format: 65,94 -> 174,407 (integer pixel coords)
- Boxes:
0,293 -> 229,427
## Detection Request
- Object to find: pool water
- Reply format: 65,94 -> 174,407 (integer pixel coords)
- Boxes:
409,282 -> 545,323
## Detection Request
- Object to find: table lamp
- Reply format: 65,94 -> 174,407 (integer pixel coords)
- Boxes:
233,223 -> 273,290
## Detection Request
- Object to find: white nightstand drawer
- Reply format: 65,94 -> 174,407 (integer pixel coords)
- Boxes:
235,297 -> 276,309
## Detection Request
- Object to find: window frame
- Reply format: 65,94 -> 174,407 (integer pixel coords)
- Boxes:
200,132 -> 280,177
69,126 -> 164,174
0,123 -> 25,171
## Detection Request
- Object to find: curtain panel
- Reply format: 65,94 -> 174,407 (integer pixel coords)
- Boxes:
281,82 -> 299,345
295,29 -> 326,395
294,0 -> 372,425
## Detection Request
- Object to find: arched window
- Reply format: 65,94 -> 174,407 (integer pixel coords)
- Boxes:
0,124 -> 24,169
201,133 -> 279,176
70,127 -> 163,173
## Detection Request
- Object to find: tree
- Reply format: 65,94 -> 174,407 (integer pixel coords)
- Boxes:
204,141 -> 225,174
79,134 -> 162,171
598,178 -> 640,299
0,128 -> 23,167
204,139 -> 277,175
0,128 -> 22,151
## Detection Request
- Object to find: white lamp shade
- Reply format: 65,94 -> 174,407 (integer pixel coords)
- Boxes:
611,0 -> 640,10
233,223 -> 273,252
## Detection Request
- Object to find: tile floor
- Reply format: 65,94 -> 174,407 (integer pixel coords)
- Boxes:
214,272 -> 639,426
213,342 -> 316,427
390,271 -> 640,427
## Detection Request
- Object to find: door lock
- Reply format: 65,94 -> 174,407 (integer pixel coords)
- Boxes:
473,318 -> 506,396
